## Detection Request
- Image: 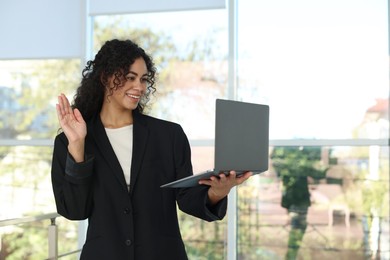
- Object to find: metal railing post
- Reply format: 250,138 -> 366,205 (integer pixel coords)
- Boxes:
48,217 -> 58,260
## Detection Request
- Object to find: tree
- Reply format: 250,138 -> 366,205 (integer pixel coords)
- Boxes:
270,146 -> 328,259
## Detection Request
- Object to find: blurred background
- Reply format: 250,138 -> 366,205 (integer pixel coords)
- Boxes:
0,0 -> 389,259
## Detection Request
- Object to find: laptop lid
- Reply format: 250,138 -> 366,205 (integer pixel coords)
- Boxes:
160,99 -> 269,188
214,99 -> 269,173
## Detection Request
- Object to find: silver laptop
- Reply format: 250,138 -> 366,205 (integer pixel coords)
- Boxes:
160,99 -> 269,188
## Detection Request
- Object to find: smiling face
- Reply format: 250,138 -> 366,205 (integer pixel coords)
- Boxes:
105,57 -> 149,113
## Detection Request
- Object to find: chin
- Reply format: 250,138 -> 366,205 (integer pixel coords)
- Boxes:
128,103 -> 139,111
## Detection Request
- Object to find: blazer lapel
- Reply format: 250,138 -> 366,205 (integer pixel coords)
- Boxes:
129,112 -> 149,195
90,115 -> 128,192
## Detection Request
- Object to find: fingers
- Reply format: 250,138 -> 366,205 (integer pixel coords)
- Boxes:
56,103 -> 62,122
56,95 -> 64,119
73,108 -> 85,124
236,171 -> 253,184
56,94 -> 77,131
63,93 -> 73,115
199,171 -> 233,186
199,171 -> 252,186
57,94 -> 66,119
57,93 -> 72,116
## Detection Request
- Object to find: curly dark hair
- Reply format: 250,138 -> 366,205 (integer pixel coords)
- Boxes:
72,39 -> 157,121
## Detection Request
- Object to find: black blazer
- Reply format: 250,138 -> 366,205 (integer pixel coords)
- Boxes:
51,112 -> 227,260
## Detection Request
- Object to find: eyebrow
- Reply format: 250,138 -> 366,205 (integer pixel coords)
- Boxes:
127,71 -> 148,77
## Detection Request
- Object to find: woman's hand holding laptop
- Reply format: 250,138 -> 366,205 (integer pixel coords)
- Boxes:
199,170 -> 253,206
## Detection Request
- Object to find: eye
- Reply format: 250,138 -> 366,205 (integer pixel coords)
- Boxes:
141,77 -> 149,83
126,75 -> 135,81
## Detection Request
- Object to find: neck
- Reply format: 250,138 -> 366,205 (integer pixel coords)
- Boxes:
100,107 -> 133,129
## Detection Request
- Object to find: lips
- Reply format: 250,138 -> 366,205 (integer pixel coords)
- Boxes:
126,93 -> 140,99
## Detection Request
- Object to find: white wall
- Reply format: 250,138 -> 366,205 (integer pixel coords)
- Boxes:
0,0 -> 225,59
0,0 -> 83,59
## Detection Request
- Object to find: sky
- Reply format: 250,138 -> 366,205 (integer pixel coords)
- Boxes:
117,0 -> 389,139
237,0 -> 389,139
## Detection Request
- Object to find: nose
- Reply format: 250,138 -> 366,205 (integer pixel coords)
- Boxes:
134,79 -> 146,94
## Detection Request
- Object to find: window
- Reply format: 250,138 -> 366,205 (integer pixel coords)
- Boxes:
236,1 -> 389,259
93,9 -> 229,258
93,9 -> 228,140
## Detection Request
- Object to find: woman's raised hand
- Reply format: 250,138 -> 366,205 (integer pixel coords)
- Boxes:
56,93 -> 87,162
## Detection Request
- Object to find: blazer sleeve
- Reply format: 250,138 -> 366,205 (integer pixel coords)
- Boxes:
51,133 -> 94,220
172,125 -> 228,221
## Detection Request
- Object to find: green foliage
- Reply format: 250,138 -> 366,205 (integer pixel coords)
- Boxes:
271,146 -> 328,209
1,59 -> 80,139
1,217 -> 79,260
179,210 -> 226,259
0,146 -> 11,159
2,225 -> 47,260
93,16 -> 177,72
1,146 -> 52,187
360,172 -> 390,218
270,146 -> 328,179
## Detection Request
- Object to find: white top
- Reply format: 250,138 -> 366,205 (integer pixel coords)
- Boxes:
105,125 -> 133,191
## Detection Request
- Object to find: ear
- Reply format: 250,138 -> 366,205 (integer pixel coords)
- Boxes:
100,73 -> 108,87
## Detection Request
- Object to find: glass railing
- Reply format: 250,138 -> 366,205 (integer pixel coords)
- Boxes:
0,213 -> 80,260
1,142 -> 389,259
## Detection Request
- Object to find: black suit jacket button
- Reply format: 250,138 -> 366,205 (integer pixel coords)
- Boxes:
125,239 -> 132,246
124,208 -> 130,214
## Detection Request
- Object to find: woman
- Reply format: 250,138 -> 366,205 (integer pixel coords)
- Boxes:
51,39 -> 251,259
